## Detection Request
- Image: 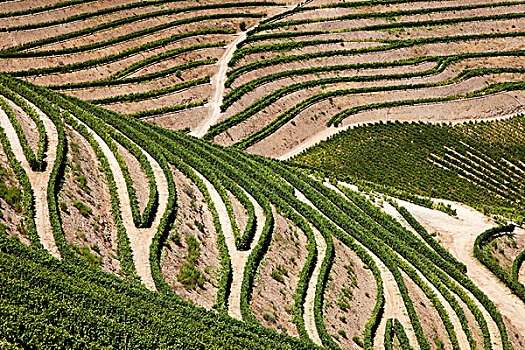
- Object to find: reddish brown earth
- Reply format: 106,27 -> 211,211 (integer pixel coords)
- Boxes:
59,126 -> 121,274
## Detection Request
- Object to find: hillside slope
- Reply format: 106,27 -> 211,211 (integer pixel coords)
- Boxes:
1,0 -> 525,349
0,74 -> 524,349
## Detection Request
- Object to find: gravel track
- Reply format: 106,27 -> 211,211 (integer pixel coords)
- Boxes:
0,99 -> 60,258
195,172 -> 265,320
401,199 -> 525,350
78,118 -> 168,291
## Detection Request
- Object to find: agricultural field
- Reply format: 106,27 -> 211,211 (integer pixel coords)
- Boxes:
0,0 -> 524,349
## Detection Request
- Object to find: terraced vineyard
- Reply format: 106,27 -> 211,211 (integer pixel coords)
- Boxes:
202,0 -> 525,158
1,0 -> 524,350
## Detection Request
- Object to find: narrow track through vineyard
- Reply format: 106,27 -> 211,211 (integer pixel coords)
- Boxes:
0,1 -> 524,349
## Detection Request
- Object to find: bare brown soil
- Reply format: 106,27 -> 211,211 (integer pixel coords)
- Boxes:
144,105 -> 208,130
102,84 -> 211,115
160,167 -> 221,309
251,209 -> 308,337
233,41 -> 383,68
5,98 -> 39,155
402,272 -> 451,350
0,142 -> 28,246
227,189 -> 248,235
488,228 -> 525,273
116,143 -> 149,213
60,126 -> 120,274
323,237 -> 376,349
66,65 -> 213,101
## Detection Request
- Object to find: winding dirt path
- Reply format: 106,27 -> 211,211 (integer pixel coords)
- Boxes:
323,182 -> 418,350
195,172 -> 265,320
519,265 -> 525,286
190,1 -> 307,138
78,119 -> 168,291
190,32 -> 247,138
380,199 -> 471,350
277,111 -> 523,161
401,199 -> 525,349
294,183 -> 417,349
294,189 -> 325,346
0,99 -> 60,258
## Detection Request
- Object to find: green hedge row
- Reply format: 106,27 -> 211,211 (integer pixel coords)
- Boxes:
110,43 -> 223,80
512,250 -> 525,283
255,1 -> 525,32
90,77 -> 210,105
9,29 -> 234,77
49,59 -> 217,90
229,39 -> 344,67
0,14 -> 259,58
384,319 -> 394,350
0,96 -> 44,171
127,99 -> 208,119
62,97 -> 159,229
395,204 -> 466,273
0,87 -> 48,171
224,32 -> 525,88
0,0 -> 97,19
0,1 -> 277,33
474,225 -> 525,303
0,111 -> 41,248
393,319 -> 414,350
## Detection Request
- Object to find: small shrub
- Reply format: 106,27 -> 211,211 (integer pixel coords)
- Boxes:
60,201 -> 69,214
73,200 -> 92,217
177,262 -> 205,290
71,243 -> 102,268
186,236 -> 200,262
171,231 -> 182,246
263,312 -> 276,323
74,176 -> 89,193
352,335 -> 364,348
271,269 -> 285,283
